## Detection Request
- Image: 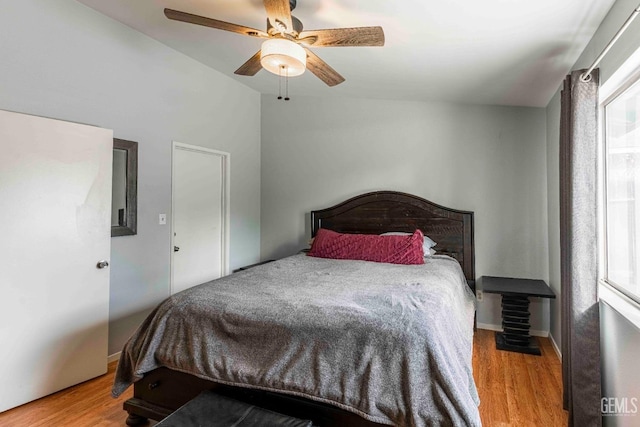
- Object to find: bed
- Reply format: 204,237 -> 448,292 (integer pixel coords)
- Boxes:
114,191 -> 479,426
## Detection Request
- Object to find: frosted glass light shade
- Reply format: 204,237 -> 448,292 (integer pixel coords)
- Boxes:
260,39 -> 306,76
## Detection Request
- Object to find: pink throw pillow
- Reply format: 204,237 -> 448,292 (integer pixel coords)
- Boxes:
308,228 -> 424,265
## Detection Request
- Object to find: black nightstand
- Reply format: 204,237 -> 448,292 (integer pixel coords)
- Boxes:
478,276 -> 555,356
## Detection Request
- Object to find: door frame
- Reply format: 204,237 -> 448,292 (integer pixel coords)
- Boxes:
170,141 -> 230,295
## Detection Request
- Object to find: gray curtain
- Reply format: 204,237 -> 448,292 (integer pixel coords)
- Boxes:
560,68 -> 601,426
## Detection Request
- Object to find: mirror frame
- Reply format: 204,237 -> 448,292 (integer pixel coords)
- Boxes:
112,138 -> 138,237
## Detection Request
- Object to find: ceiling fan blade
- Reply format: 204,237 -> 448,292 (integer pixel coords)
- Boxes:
234,51 -> 263,76
263,0 -> 294,35
164,9 -> 268,38
304,48 -> 345,87
298,27 -> 385,47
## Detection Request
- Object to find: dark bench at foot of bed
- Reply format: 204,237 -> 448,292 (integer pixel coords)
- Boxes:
154,391 -> 312,427
123,367 -> 388,427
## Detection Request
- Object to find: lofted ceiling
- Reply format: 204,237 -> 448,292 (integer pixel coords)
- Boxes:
76,0 -> 616,107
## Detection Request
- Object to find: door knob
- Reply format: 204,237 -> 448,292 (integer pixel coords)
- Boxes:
174,246 -> 180,252
96,260 -> 109,269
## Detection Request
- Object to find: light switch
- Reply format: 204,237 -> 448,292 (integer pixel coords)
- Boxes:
159,214 -> 167,225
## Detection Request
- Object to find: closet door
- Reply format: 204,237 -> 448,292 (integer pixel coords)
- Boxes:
171,142 -> 229,294
0,110 -> 112,412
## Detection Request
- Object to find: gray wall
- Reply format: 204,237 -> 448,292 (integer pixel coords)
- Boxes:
544,0 -> 640,414
546,89 -> 562,348
600,302 -> 640,426
546,0 -> 640,352
0,0 -> 261,355
261,95 -> 549,330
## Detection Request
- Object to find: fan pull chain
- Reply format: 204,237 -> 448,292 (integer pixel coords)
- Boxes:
285,66 -> 290,101
276,65 -> 291,101
277,66 -> 283,100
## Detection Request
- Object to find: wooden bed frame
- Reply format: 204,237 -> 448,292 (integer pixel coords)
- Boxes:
122,191 -> 475,426
311,191 -> 475,284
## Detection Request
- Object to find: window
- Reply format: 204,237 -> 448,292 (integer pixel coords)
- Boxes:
603,77 -> 640,302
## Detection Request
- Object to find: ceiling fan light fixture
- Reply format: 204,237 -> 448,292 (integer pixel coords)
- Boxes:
260,38 -> 306,76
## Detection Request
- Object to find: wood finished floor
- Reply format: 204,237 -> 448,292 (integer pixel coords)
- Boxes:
0,330 -> 567,426
473,329 -> 568,426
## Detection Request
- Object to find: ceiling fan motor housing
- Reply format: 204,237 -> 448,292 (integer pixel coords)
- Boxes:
267,15 -> 303,36
266,0 -> 301,36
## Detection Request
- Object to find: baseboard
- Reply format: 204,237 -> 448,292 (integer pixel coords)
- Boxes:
108,351 -> 121,364
549,333 -> 562,361
477,322 -> 549,338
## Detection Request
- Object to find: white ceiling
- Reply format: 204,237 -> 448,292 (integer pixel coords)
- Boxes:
76,0 -> 616,107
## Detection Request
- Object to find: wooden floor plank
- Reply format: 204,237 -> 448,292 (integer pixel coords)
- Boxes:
0,330 -> 568,426
0,362 -> 133,427
473,330 -> 568,426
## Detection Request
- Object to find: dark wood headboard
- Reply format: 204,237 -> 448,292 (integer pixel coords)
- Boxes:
310,191 -> 475,282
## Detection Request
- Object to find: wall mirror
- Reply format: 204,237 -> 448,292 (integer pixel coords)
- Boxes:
112,138 -> 138,237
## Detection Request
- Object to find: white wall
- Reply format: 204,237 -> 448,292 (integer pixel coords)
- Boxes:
261,95 -> 549,330
545,0 -> 640,415
0,0 -> 261,355
546,89 -> 562,347
546,0 -> 640,352
600,302 -> 640,426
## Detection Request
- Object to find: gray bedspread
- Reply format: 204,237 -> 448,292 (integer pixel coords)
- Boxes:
113,254 -> 481,427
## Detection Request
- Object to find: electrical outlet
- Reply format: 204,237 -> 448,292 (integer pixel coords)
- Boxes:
159,214 -> 167,225
476,290 -> 484,302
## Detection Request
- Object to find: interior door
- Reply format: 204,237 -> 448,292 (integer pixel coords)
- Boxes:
0,110 -> 112,413
172,142 -> 229,295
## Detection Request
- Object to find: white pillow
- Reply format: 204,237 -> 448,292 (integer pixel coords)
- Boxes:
380,232 -> 437,255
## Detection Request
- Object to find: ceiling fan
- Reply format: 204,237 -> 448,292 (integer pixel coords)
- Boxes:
164,0 -> 385,87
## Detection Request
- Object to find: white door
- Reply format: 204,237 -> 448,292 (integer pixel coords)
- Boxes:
171,142 -> 229,294
0,110 -> 112,413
